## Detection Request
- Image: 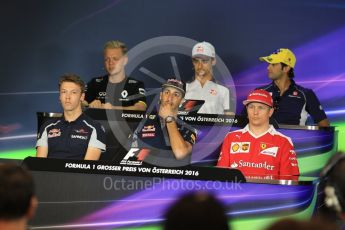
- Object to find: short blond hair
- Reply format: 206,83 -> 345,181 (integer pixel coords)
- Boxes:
103,40 -> 127,54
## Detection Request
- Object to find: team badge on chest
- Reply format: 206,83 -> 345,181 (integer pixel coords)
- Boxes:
142,125 -> 155,132
141,125 -> 156,138
260,146 -> 278,157
259,142 -> 278,157
260,143 -> 267,150
209,89 -> 217,95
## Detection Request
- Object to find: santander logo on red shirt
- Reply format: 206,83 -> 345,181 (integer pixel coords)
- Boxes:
231,160 -> 275,171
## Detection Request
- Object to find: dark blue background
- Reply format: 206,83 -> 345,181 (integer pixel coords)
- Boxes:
1,0 -> 345,151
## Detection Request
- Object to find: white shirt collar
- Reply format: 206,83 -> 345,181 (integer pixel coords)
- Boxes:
242,124 -> 277,138
190,79 -> 215,87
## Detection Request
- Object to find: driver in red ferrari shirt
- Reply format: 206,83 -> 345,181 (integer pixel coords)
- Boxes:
217,89 -> 299,176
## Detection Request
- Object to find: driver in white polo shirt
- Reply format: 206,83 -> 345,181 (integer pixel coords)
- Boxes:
185,41 -> 233,115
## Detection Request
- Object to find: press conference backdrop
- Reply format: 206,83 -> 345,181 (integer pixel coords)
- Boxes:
1,0 -> 345,159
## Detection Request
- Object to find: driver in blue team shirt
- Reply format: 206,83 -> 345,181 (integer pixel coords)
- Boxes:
249,48 -> 329,127
123,78 -> 197,167
36,74 -> 106,160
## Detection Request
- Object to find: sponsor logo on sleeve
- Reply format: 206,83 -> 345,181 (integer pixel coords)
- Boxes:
289,157 -> 297,161
139,88 -> 146,95
289,150 -> 298,163
48,129 -> 61,138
